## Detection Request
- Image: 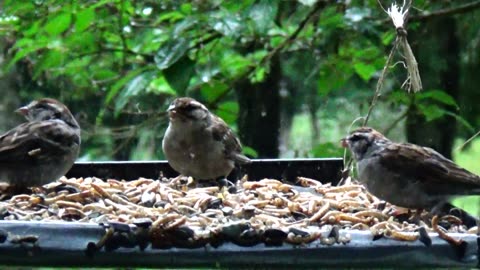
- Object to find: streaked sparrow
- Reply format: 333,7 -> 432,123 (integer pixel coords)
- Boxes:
341,127 -> 480,227
0,98 -> 81,191
162,97 -> 251,182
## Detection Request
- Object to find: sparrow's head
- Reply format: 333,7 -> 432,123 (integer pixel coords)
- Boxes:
167,97 -> 210,124
341,127 -> 389,160
16,98 -> 79,129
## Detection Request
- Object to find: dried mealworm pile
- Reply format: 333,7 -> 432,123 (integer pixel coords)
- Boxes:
0,175 -> 476,248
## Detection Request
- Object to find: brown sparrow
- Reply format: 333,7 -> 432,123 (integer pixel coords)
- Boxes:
0,98 -> 81,191
341,127 -> 480,245
341,127 -> 480,214
162,97 -> 251,182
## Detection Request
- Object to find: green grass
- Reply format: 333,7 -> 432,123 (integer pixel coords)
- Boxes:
452,138 -> 480,216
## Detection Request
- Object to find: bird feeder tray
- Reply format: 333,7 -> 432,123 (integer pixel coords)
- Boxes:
0,158 -> 478,268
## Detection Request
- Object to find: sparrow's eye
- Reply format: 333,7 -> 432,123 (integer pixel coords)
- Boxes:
36,104 -> 50,111
183,104 -> 198,111
349,134 -> 363,142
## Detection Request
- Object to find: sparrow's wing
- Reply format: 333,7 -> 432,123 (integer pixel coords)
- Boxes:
209,116 -> 251,165
0,121 -> 80,163
377,142 -> 480,195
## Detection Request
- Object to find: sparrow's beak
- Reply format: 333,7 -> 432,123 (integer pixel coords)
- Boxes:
15,106 -> 29,116
167,104 -> 177,119
167,104 -> 176,112
340,138 -> 349,148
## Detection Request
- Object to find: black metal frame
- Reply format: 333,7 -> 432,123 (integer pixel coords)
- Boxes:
66,158 -> 344,184
0,221 -> 477,268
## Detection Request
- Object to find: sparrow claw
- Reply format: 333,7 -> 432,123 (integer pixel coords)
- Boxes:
406,209 -> 425,225
217,178 -> 237,193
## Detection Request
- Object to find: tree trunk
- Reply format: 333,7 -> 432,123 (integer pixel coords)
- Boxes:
406,17 -> 459,159
235,55 -> 281,158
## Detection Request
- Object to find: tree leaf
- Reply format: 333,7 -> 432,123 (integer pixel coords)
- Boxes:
252,67 -> 266,83
33,50 -> 66,78
381,31 -> 395,45
114,71 -> 157,113
242,146 -> 258,158
319,7 -> 345,29
418,104 -> 445,122
3,0 -> 35,14
66,31 -> 95,51
163,56 -> 194,96
443,111 -> 475,133
180,3 -> 193,15
388,90 -> 410,105
93,69 -> 118,81
200,81 -> 229,102
24,21 -> 40,37
212,15 -> 243,37
75,8 -> 95,32
154,38 -> 190,70
220,52 -> 252,78
249,0 -> 277,35
215,101 -> 239,125
318,67 -> 352,94
417,90 -> 458,107
173,17 -> 197,37
105,68 -> 145,104
353,62 -> 376,82
147,76 -> 177,95
158,10 -> 185,23
297,0 -> 318,6
44,12 -> 72,36
345,7 -> 371,23
6,43 -> 41,69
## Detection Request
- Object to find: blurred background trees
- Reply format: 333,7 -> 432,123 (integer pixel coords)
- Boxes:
0,0 -> 479,165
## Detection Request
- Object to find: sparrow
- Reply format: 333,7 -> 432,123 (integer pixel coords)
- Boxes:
0,98 -> 81,191
341,127 -> 480,226
162,97 -> 251,182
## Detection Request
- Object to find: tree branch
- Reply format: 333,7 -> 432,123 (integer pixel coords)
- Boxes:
74,47 -> 152,60
363,40 -> 399,126
377,0 -> 480,24
209,0 -> 334,107
382,107 -> 409,136
456,129 -> 480,151
261,0 -> 330,66
189,31 -> 223,51
410,0 -> 480,22
118,0 -> 128,67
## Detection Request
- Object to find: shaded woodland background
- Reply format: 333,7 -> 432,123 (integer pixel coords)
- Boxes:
0,0 -> 479,167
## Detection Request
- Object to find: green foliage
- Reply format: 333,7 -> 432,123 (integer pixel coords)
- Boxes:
242,146 -> 259,158
388,90 -> 474,131
114,70 -> 158,114
452,138 -> 480,216
310,142 -> 344,158
163,56 -> 195,96
216,101 -> 239,125
1,0 -> 478,162
154,38 -> 190,70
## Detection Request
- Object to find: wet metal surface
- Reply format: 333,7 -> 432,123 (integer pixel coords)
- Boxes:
0,221 -> 477,268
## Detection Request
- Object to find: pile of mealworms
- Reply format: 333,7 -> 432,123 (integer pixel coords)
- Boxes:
0,175 -> 477,249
